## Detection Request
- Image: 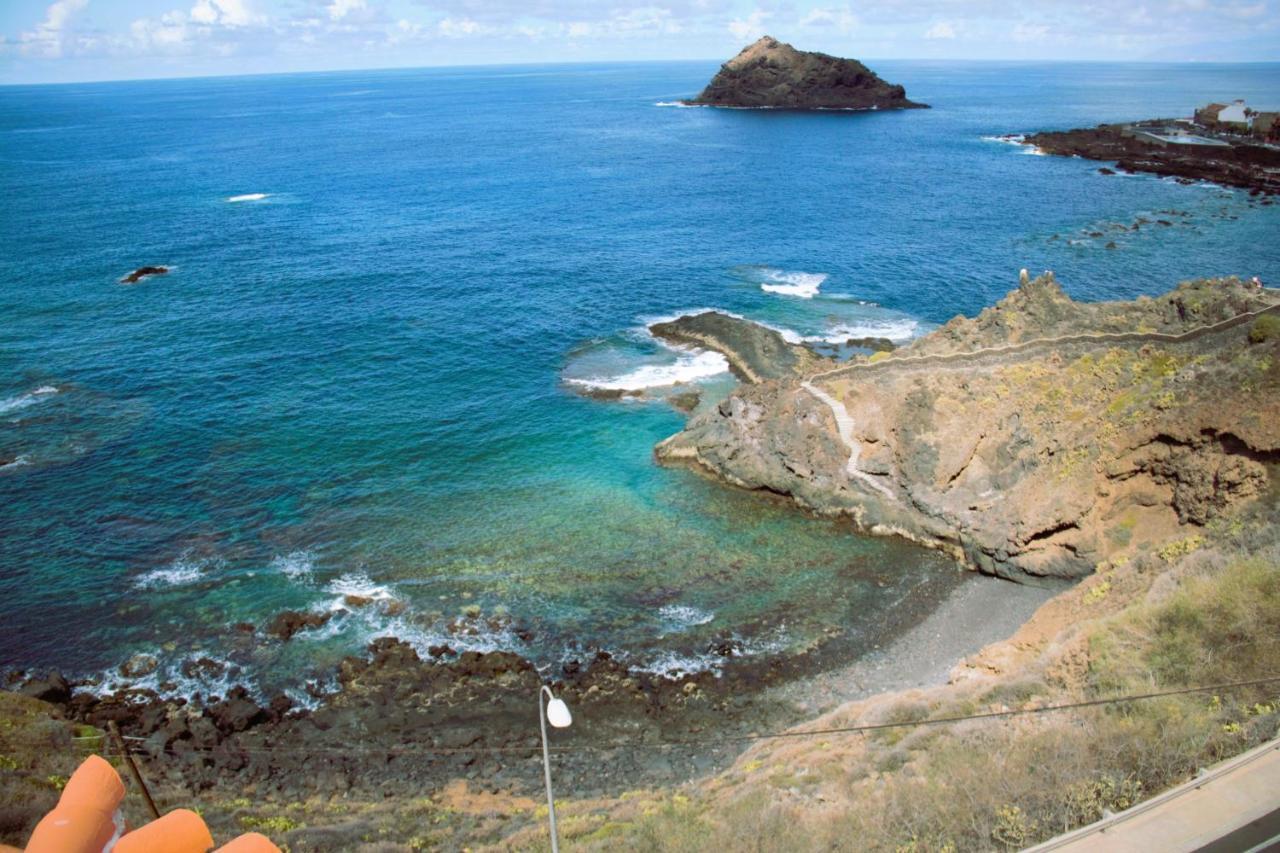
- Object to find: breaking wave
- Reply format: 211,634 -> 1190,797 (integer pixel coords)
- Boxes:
564,349 -> 729,392
0,385 -> 58,415
226,193 -> 268,202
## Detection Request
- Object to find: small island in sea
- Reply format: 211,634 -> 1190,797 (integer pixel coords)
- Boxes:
683,36 -> 928,110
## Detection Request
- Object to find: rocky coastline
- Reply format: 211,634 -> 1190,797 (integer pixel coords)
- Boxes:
655,274 -> 1280,581
1022,123 -> 1280,195
684,36 -> 927,111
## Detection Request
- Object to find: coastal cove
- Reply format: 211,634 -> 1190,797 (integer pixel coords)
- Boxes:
3,59 -> 1280,713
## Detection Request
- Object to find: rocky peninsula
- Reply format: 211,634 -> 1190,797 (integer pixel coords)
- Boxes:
656,274 -> 1280,581
1023,123 -> 1280,195
684,36 -> 927,110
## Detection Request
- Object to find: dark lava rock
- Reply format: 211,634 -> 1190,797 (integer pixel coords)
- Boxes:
19,671 -> 71,705
1098,167 -> 1116,175
1105,241 -> 1118,250
650,311 -> 802,383
120,265 -> 169,284
119,653 -> 159,679
685,36 -> 927,110
266,610 -> 331,641
209,687 -> 269,734
845,337 -> 896,352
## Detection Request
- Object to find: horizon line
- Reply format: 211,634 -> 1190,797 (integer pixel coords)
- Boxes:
4,55 -> 1280,89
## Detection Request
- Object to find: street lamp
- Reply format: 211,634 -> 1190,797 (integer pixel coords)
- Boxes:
539,685 -> 572,853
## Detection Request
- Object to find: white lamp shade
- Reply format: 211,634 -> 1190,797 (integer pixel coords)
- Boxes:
546,697 -> 572,728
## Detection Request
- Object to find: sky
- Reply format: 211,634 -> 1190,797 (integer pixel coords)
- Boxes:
1,0 -> 1278,84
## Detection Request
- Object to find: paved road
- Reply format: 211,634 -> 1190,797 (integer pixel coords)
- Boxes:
1026,737 -> 1280,852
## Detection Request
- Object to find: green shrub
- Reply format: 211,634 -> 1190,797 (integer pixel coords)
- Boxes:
1249,314 -> 1280,344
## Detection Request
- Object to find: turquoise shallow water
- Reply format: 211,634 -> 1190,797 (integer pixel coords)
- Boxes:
2,61 -> 1279,701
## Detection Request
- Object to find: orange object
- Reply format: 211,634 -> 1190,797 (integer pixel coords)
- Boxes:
113,808 -> 215,853
24,755 -> 126,853
24,804 -> 124,853
59,755 -> 126,814
216,832 -> 283,852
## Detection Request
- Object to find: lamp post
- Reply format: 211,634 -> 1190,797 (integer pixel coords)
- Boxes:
539,685 -> 572,853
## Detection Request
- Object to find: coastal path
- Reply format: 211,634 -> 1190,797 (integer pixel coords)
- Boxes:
798,300 -> 1280,493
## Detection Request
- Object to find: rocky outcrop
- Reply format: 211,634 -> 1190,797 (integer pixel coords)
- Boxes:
656,276 -> 1280,581
649,310 -> 828,382
120,266 -> 169,284
1024,124 -> 1280,195
685,36 -> 927,110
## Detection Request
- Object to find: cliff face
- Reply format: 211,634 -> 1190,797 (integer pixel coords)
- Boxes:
656,276 -> 1280,581
686,36 -> 928,110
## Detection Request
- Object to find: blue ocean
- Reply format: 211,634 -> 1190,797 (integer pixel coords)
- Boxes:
2,60 -> 1279,702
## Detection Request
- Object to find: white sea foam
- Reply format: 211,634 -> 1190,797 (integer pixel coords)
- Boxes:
759,269 -> 827,299
226,193 -> 268,202
324,571 -> 395,611
565,349 -> 730,392
0,455 -> 30,471
133,555 -> 209,589
1019,146 -> 1048,156
0,385 -> 58,415
654,101 -> 705,108
86,652 -> 259,704
981,134 -> 1025,146
658,604 -> 715,628
804,319 -> 921,344
271,550 -> 315,581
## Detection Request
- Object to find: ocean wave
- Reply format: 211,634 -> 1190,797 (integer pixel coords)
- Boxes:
133,555 -> 211,590
981,134 -> 1025,146
565,349 -> 730,392
658,604 -> 715,629
0,455 -> 30,471
85,652 -> 259,704
804,318 -> 920,344
0,385 -> 58,415
324,571 -> 396,610
271,550 -> 315,581
654,101 -> 704,108
226,193 -> 268,203
759,269 -> 827,299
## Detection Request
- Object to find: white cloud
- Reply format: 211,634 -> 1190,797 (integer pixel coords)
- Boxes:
728,9 -> 770,40
924,20 -> 956,39
438,16 -> 489,38
800,6 -> 859,32
18,0 -> 89,57
327,0 -> 367,22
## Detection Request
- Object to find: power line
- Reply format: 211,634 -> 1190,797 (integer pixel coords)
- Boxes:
69,674 -> 1280,759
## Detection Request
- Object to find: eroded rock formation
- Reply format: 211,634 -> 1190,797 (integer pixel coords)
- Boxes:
656,275 -> 1280,581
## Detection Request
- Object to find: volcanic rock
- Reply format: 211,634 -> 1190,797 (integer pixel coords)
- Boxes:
685,36 -> 927,110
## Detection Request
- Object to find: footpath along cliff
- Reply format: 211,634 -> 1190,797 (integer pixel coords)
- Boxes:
656,274 -> 1280,581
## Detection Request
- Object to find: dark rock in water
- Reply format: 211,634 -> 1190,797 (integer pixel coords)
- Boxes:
266,609 -> 331,641
573,386 -> 645,401
120,265 -> 169,284
669,389 -> 701,413
180,657 -> 226,681
119,653 -> 159,678
1024,123 -> 1280,195
650,311 -> 810,383
1105,241 -> 1118,250
845,337 -> 896,352
1098,167 -> 1116,175
685,36 -> 927,111
19,671 -> 70,705
708,637 -> 744,658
